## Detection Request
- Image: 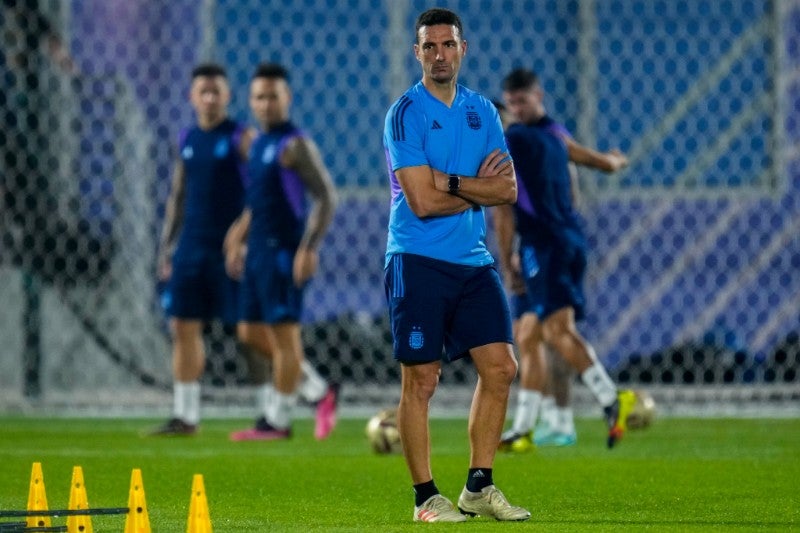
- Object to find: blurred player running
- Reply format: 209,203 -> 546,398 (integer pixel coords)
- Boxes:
496,68 -> 634,450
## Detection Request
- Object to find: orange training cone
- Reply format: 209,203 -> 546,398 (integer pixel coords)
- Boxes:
26,462 -> 51,529
66,466 -> 93,533
123,468 -> 151,533
186,474 -> 212,533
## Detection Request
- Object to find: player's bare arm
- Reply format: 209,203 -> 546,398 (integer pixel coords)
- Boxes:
223,125 -> 258,280
431,149 -> 517,207
223,208 -> 250,254
492,203 -> 523,291
237,126 -> 259,161
563,136 -> 628,173
157,159 -> 186,281
282,136 -> 338,286
223,208 -> 251,280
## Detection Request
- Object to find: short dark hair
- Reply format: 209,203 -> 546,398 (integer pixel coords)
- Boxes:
491,99 -> 506,112
251,62 -> 290,82
191,63 -> 227,79
502,68 -> 539,92
415,8 -> 463,42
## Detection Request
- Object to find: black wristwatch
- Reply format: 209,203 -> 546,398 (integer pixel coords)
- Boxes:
448,174 -> 461,194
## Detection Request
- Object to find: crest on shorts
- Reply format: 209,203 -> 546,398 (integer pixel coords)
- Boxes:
409,327 -> 424,350
466,110 -> 481,130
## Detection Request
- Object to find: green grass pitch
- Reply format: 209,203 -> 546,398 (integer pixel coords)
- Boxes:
0,416 -> 798,531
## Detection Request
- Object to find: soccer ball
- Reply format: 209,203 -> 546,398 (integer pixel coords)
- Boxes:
365,408 -> 402,454
626,389 -> 656,429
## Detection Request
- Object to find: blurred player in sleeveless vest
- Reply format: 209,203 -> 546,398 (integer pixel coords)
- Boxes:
226,63 -> 338,441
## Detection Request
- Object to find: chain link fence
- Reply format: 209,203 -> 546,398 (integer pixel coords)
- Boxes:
1,0 -> 798,415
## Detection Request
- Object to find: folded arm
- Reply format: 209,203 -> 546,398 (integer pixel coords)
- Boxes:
397,149 -> 517,218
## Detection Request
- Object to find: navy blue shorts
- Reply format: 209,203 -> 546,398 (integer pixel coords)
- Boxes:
519,240 -> 586,321
239,246 -> 304,324
384,253 -> 513,364
164,246 -> 239,324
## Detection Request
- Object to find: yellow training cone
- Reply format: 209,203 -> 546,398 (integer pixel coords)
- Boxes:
186,474 -> 212,533
123,468 -> 151,533
67,466 -> 93,533
26,462 -> 51,529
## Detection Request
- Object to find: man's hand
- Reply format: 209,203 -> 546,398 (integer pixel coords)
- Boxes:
605,149 -> 629,171
505,269 -> 526,295
477,148 -> 512,178
502,252 -> 525,293
293,246 -> 319,287
225,243 -> 247,281
157,257 -> 172,282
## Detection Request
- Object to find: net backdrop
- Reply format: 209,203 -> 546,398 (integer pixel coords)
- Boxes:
0,0 -> 798,416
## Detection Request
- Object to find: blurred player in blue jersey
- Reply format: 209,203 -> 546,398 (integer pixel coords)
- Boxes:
492,99 -> 623,449
151,63 -> 333,437
226,63 -> 338,442
495,68 -> 634,451
383,8 -> 530,523
152,63 -> 254,435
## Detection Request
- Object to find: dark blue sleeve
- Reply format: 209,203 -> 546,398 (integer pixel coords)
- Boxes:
506,127 -> 568,243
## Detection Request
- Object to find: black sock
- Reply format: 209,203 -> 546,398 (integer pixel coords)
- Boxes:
466,468 -> 493,492
413,479 -> 439,507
